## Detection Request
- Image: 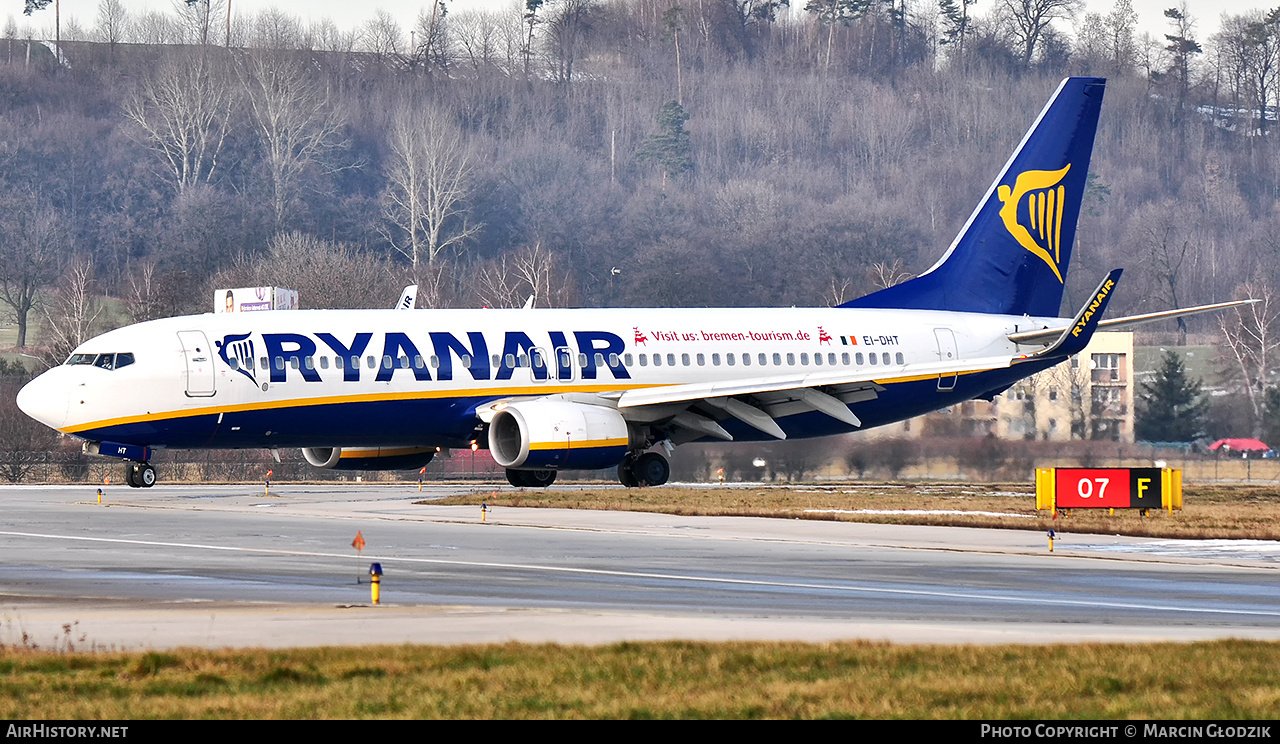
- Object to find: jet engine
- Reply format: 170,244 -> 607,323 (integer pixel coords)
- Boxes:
488,399 -> 637,471
302,446 -> 437,471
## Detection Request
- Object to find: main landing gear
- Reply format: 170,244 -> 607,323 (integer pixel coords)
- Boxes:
124,461 -> 157,488
506,468 -> 558,488
618,451 -> 670,488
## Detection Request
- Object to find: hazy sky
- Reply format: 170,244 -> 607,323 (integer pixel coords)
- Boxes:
7,1 -> 1271,47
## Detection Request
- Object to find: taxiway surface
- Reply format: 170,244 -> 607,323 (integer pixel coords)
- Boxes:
3,483 -> 1280,649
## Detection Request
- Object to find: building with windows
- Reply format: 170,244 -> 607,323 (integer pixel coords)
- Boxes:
886,332 -> 1135,442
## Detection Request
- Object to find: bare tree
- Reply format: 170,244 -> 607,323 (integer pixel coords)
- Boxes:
362,10 -> 404,67
869,259 -> 913,290
236,49 -> 348,227
94,0 -> 128,53
381,102 -> 481,273
40,258 -> 104,366
471,243 -> 575,308
0,194 -> 63,349
453,11 -> 505,74
212,232 -> 401,310
547,0 -> 595,84
1219,279 -> 1280,437
997,0 -> 1080,68
170,0 -> 225,46
1138,217 -> 1192,345
123,51 -> 236,193
413,0 -> 451,76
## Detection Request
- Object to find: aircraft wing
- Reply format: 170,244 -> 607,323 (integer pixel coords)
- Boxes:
608,353 -> 1017,440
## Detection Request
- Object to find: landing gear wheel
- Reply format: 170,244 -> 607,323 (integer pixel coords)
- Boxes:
617,456 -> 640,488
124,464 -> 141,488
506,469 -> 526,487
633,452 -> 670,487
138,463 -> 157,488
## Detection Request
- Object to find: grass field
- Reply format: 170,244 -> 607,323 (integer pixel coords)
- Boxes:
2,641 -> 1279,718
428,482 -> 1280,540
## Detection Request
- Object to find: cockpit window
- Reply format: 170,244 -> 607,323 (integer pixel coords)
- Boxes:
65,353 -> 134,370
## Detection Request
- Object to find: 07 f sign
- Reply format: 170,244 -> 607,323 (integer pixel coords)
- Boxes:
1053,468 -> 1162,509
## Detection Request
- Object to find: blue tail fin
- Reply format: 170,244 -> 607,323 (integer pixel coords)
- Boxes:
841,77 -> 1106,317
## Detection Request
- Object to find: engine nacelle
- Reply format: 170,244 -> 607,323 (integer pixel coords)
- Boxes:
302,446 -> 437,471
488,400 -> 634,471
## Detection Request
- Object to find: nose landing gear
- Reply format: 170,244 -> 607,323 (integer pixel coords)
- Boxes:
124,462 -> 156,488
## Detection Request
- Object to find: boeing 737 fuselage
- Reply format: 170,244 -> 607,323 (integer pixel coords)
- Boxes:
15,77 -> 1249,488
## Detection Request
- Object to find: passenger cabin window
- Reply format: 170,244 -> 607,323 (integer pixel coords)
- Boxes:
896,352 -> 904,365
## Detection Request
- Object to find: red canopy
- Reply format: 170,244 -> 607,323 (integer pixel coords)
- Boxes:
1209,438 -> 1273,452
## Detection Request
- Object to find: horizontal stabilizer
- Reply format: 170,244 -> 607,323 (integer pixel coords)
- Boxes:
1009,298 -> 1259,346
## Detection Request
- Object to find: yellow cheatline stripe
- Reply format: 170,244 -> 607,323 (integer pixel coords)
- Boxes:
62,382 -> 663,434
529,438 -> 629,451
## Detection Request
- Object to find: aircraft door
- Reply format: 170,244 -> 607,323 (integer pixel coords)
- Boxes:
934,328 -> 958,392
178,331 -> 217,397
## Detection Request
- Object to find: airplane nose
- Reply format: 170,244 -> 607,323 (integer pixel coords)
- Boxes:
16,371 -> 69,431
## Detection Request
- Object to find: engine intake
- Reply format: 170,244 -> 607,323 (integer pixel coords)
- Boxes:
488,400 -> 634,471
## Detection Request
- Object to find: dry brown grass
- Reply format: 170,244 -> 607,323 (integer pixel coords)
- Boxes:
427,483 -> 1280,540
3,641 -> 1280,718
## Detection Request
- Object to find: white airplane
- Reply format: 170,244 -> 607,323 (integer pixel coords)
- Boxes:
16,77 -> 1248,489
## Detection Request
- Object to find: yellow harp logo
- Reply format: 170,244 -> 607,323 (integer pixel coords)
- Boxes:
997,164 -> 1071,283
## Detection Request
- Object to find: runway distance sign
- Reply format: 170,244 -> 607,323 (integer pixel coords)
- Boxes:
1035,467 -> 1182,513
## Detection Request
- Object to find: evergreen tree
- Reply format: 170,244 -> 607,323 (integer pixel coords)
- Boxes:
637,100 -> 693,188
1136,350 -> 1208,442
1262,386 -> 1280,448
